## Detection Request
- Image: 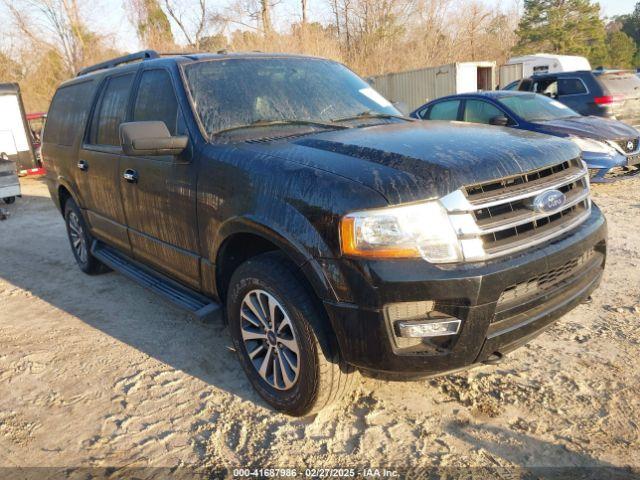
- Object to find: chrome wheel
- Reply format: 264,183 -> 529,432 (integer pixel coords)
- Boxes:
240,289 -> 300,390
68,211 -> 88,264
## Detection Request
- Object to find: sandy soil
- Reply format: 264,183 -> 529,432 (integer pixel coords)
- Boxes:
0,177 -> 639,477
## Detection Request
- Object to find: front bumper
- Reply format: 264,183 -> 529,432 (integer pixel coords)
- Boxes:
321,206 -> 607,378
582,150 -> 631,183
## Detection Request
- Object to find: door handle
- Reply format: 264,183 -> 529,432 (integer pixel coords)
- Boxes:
77,160 -> 88,171
123,169 -> 138,183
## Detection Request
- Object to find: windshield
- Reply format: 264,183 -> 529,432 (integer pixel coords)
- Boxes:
183,57 -> 400,136
499,93 -> 580,122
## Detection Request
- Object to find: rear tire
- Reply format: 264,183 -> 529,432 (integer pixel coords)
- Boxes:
227,252 -> 354,416
64,198 -> 107,275
3,197 -> 15,204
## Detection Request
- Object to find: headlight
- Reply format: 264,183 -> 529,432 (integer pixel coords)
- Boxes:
570,137 -> 617,155
340,200 -> 462,263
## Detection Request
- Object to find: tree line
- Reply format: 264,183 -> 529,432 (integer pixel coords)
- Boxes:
516,0 -> 640,68
1,0 -> 638,112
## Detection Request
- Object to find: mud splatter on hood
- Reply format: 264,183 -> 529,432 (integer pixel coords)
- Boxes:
240,120 -> 580,204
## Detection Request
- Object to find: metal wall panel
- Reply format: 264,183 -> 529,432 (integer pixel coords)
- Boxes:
499,63 -> 523,88
369,62 -> 496,112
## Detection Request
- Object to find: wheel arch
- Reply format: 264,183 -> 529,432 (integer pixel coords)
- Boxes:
214,219 -> 336,306
55,177 -> 82,216
58,184 -> 72,214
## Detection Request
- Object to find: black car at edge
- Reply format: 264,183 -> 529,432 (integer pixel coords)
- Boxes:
42,51 -> 607,416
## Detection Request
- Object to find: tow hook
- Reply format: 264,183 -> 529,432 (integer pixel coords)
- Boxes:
482,351 -> 505,365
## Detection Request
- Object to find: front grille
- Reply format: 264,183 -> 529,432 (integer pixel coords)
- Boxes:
615,137 -> 639,154
488,245 -> 605,333
497,249 -> 596,308
440,158 -> 591,261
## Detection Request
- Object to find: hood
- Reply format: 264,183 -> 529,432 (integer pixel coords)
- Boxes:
533,116 -> 639,141
240,121 -> 581,204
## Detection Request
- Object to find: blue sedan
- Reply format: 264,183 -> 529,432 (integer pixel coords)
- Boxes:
410,91 -> 640,182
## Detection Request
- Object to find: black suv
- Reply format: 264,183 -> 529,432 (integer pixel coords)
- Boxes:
43,51 -> 607,416
517,70 -> 640,128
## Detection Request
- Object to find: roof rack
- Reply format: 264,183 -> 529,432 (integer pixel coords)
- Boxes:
77,50 -> 160,77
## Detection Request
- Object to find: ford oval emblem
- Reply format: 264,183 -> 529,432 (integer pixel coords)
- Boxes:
532,189 -> 566,213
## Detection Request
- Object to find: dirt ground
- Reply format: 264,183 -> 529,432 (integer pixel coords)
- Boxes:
1,177 -> 639,478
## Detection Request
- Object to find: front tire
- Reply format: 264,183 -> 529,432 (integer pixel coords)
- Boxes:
227,252 -> 354,416
3,196 -> 15,204
64,198 -> 106,275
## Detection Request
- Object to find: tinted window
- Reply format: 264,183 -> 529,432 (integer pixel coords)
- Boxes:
415,107 -> 428,119
533,65 -> 550,74
427,101 -> 460,120
533,79 -> 558,97
463,100 -> 504,124
499,94 -> 579,121
518,79 -> 533,91
89,74 -> 134,146
133,70 -> 179,135
558,78 -> 587,95
44,80 -> 96,146
183,58 -> 399,136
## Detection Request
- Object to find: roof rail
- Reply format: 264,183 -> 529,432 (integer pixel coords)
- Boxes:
77,50 -> 160,77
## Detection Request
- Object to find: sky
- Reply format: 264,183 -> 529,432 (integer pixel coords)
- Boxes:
598,0 -> 636,17
97,0 -> 637,51
1,0 -> 636,53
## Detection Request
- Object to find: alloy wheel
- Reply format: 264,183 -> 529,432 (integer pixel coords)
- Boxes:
240,289 -> 300,390
68,212 -> 88,264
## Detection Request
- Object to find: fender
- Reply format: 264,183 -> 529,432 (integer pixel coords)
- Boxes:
52,174 -> 83,215
212,213 -> 339,304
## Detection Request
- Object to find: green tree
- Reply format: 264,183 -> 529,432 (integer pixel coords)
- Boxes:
607,30 -> 637,68
619,2 -> 640,45
516,0 -> 608,66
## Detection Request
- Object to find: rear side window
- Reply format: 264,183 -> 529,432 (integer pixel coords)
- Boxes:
533,78 -> 557,97
89,73 -> 135,146
44,81 -> 96,146
558,78 -> 587,95
427,100 -> 460,120
133,70 -> 180,135
463,100 -> 504,124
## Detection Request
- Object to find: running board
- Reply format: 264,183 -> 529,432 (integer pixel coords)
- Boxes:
91,241 -> 222,323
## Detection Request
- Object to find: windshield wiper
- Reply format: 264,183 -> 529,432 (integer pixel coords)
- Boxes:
331,111 -> 413,123
214,119 -> 350,135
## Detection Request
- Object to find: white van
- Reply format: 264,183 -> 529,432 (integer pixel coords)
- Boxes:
0,83 -> 37,174
500,54 -> 592,88
0,131 -> 20,204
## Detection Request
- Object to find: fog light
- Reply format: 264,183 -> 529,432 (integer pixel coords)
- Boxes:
396,319 -> 461,338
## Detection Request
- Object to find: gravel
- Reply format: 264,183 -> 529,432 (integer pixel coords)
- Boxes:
0,177 -> 638,476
